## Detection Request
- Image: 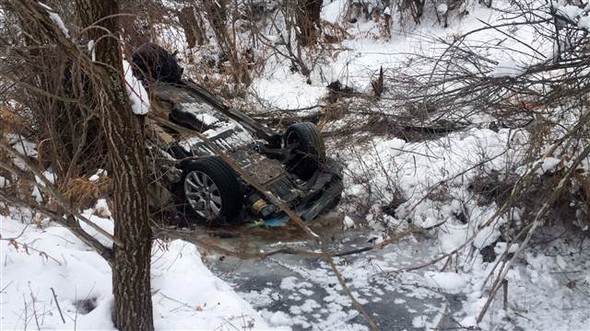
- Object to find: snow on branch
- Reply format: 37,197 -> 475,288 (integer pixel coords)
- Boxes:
38,2 -> 69,37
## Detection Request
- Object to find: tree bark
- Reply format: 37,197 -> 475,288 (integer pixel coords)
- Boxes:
201,0 -> 250,84
74,0 -> 154,330
296,0 -> 323,46
179,6 -> 207,48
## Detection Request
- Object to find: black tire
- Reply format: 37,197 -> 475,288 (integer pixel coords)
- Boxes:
174,157 -> 243,224
131,43 -> 183,85
284,122 -> 326,180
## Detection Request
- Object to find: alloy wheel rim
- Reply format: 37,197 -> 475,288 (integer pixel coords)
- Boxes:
184,170 -> 222,221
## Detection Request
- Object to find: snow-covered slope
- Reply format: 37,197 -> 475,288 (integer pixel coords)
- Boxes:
0,211 -> 268,330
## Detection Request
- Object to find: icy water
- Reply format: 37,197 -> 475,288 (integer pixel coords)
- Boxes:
199,215 -> 454,330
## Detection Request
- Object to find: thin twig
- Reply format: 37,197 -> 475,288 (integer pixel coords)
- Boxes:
23,293 -> 28,331
29,285 -> 41,331
502,280 -> 508,311
0,225 -> 28,241
0,281 -> 13,293
50,287 -> 66,324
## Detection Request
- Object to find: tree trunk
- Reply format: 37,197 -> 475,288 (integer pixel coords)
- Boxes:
179,6 -> 207,48
201,0 -> 250,84
296,0 -> 323,46
74,1 -> 154,330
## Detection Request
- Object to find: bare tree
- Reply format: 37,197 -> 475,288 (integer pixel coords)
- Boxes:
1,0 -> 154,329
178,5 -> 208,48
74,1 -> 153,329
199,0 -> 251,84
295,0 -> 322,46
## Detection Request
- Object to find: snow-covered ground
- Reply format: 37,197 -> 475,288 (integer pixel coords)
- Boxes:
2,0 -> 590,330
0,209 -> 268,330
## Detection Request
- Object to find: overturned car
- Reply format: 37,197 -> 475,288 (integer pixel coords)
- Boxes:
132,43 -> 343,226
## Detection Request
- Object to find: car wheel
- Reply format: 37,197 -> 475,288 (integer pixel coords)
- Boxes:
175,157 -> 243,224
131,43 -> 183,84
284,122 -> 326,180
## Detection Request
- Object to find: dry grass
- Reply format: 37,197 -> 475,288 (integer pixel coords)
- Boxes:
0,201 -> 9,216
0,105 -> 28,135
63,176 -> 112,209
318,101 -> 347,128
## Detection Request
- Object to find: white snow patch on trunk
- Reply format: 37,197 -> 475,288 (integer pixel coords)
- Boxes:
123,60 -> 150,115
39,2 -> 70,37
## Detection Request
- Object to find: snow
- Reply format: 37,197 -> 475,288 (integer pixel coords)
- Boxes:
39,2 -> 69,37
425,271 -> 467,293
32,171 -> 57,202
7,134 -> 37,157
0,175 -> 8,188
87,40 -> 96,62
535,156 -> 561,175
0,215 -> 267,330
88,169 -> 107,182
3,0 -> 590,330
251,74 -> 326,110
554,4 -> 584,26
322,0 -> 349,23
343,215 -> 356,229
265,311 -> 293,328
123,60 -> 150,115
94,199 -> 111,218
437,3 -> 449,15
177,102 -> 220,125
489,57 -> 525,78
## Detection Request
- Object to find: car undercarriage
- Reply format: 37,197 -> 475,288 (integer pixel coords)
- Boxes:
133,43 -> 343,226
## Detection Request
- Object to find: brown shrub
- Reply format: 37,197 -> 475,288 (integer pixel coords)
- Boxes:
63,176 -> 112,209
0,105 -> 28,135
